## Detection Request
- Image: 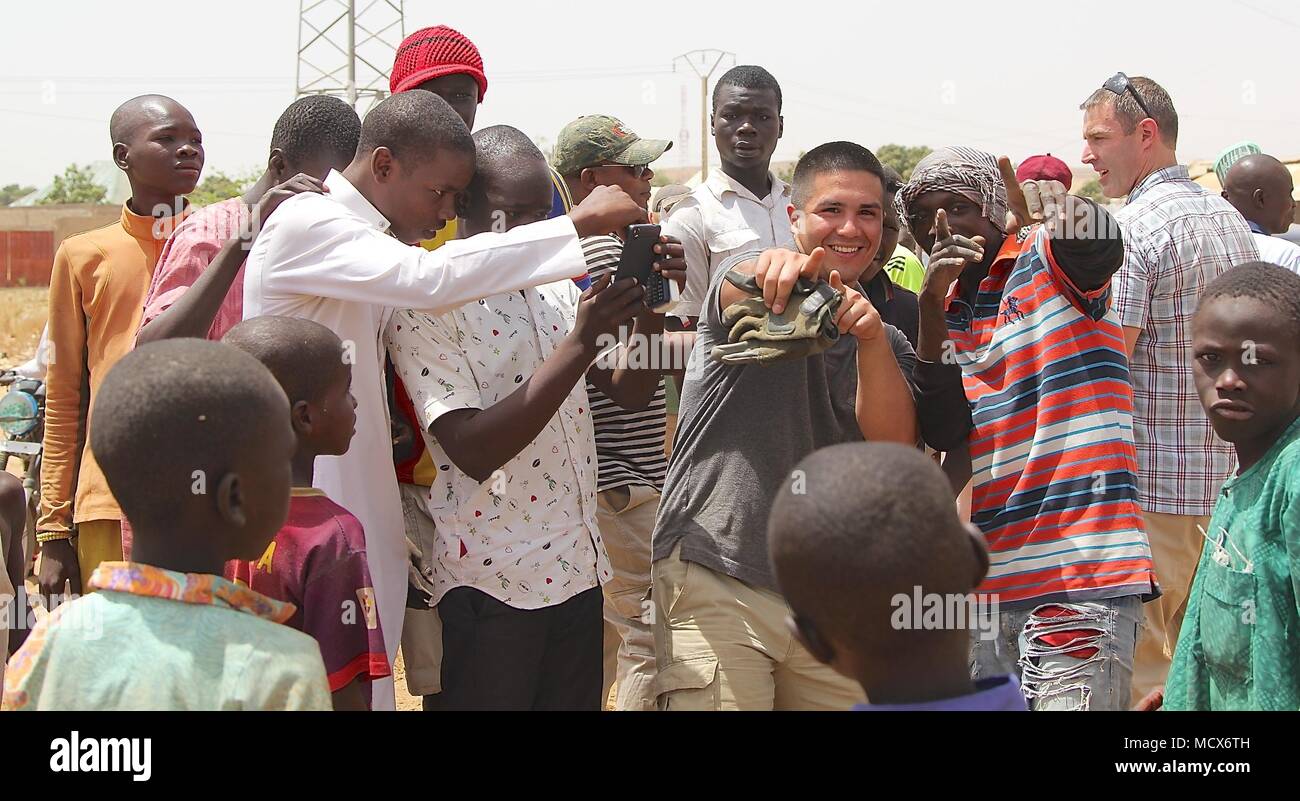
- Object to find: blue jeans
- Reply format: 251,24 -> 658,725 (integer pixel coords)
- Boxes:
970,596 -> 1142,711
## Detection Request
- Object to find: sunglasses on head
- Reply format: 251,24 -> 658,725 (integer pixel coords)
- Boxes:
1102,72 -> 1155,121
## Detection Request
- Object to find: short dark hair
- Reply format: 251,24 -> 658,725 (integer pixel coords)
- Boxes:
790,141 -> 886,207
465,125 -> 549,213
90,339 -> 289,531
1199,261 -> 1300,341
355,89 -> 474,167
222,316 -> 346,407
769,442 -> 976,654
1081,75 -> 1178,147
712,64 -> 782,113
881,164 -> 904,196
270,95 -> 361,168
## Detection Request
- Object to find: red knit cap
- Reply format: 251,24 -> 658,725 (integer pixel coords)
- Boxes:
389,25 -> 488,100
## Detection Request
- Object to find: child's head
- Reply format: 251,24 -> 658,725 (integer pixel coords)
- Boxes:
458,125 -> 553,237
788,142 -> 887,285
1193,261 -> 1300,456
90,340 -> 295,564
267,95 -> 362,183
109,94 -> 204,201
768,442 -> 988,690
222,316 -> 356,460
349,90 -> 475,245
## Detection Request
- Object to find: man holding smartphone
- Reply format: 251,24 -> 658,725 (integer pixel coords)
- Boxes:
553,115 -> 688,710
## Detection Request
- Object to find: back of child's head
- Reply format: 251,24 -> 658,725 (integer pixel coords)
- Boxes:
91,339 -> 293,553
222,316 -> 346,407
768,442 -> 983,661
1198,260 -> 1300,343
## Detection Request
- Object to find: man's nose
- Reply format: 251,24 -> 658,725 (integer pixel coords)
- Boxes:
1217,366 -> 1246,392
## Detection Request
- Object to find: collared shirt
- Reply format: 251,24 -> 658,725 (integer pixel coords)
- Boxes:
945,228 -> 1155,607
2,562 -> 331,710
242,169 -> 587,706
1164,415 -> 1300,711
138,196 -> 249,342
39,203 -> 190,534
384,284 -> 611,610
660,169 -> 795,318
226,488 -> 390,697
1245,220 -> 1300,273
852,675 -> 1028,711
1114,165 -> 1258,516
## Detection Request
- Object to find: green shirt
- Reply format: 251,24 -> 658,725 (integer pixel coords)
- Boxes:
1164,415 -> 1300,710
3,561 -> 331,711
884,244 -> 926,295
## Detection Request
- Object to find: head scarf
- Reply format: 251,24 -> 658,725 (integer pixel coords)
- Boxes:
896,146 -> 1008,234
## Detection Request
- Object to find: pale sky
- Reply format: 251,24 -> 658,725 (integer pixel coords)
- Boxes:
3,0 -> 1298,188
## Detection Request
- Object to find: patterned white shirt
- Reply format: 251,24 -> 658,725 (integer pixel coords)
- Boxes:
660,169 -> 795,318
384,283 -> 611,610
1114,165 -> 1259,516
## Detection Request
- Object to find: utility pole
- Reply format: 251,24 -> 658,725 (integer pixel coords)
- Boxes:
673,50 -> 735,182
296,0 -> 405,111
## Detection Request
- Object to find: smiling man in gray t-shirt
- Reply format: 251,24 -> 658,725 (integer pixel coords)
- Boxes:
651,143 -> 919,711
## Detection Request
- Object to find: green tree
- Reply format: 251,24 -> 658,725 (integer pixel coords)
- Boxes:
1074,177 -> 1105,203
187,168 -> 261,207
876,144 -> 933,180
38,164 -> 107,205
0,183 -> 35,206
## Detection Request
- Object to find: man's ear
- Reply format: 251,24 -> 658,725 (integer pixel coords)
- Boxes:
787,613 -> 834,666
112,142 -> 129,171
372,147 -> 395,183
215,472 -> 247,528
1253,188 -> 1266,210
1138,118 -> 1160,150
579,167 -> 600,195
290,399 -> 313,438
778,115 -> 784,140
267,149 -> 288,182
965,522 -> 990,587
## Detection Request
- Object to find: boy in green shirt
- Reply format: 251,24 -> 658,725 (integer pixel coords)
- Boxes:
1165,261 -> 1300,710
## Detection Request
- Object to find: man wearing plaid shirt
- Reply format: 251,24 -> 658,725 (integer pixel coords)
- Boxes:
1080,74 -> 1259,704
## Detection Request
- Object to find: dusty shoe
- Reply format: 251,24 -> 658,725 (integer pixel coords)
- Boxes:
710,269 -> 843,365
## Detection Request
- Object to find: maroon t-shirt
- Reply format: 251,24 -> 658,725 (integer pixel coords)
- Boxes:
226,489 -> 390,699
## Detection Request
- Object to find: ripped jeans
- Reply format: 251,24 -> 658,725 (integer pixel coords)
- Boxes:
970,596 -> 1142,711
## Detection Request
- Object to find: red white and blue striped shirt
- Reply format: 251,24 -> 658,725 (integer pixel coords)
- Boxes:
947,227 -> 1155,607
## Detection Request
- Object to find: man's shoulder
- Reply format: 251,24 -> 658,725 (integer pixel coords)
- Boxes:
171,197 -> 246,239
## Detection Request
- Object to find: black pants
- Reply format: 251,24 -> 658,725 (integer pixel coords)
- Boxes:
424,585 -> 604,711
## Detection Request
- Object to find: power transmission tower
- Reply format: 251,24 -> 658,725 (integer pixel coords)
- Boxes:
673,49 -> 735,182
296,0 -> 406,111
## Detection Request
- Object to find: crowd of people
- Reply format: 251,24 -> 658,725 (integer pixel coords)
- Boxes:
1,24 -> 1298,712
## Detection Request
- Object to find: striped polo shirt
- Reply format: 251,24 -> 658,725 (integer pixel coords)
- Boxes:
946,227 -> 1155,607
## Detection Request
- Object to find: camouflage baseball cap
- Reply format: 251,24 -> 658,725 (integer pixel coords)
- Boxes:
552,115 -> 672,176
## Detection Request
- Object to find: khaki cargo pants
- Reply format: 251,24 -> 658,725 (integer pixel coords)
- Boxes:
651,542 -> 864,710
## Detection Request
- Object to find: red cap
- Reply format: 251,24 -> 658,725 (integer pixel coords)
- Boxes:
1015,154 -> 1072,190
390,25 -> 488,100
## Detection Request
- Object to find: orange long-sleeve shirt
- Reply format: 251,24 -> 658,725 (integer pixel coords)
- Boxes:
37,204 -> 189,535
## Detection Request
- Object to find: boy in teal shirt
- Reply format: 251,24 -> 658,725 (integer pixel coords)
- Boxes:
3,339 -> 331,711
1165,261 -> 1300,710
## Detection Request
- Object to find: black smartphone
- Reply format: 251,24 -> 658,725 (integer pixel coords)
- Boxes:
613,224 -> 677,312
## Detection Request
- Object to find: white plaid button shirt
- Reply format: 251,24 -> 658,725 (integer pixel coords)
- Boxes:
1114,165 -> 1259,516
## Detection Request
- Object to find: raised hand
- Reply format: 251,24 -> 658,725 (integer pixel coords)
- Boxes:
829,270 -> 884,342
920,209 -> 985,300
1000,156 -> 1067,236
569,185 -> 647,238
